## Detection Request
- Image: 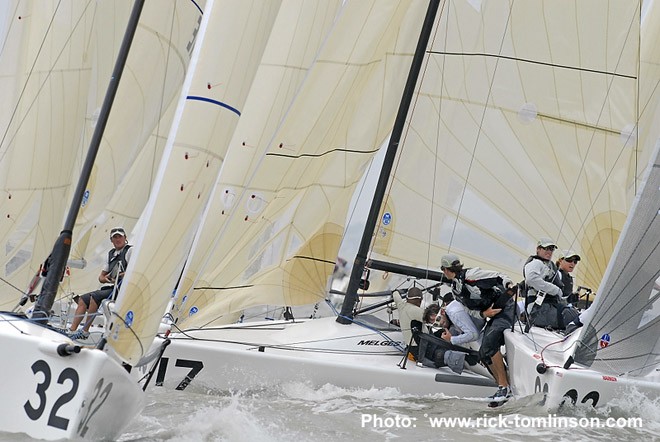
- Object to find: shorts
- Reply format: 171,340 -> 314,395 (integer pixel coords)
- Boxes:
479,298 -> 514,364
80,286 -> 115,308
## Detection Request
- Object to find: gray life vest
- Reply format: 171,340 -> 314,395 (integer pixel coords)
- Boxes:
107,244 -> 131,281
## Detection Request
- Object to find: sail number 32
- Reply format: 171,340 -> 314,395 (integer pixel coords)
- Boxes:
24,359 -> 113,435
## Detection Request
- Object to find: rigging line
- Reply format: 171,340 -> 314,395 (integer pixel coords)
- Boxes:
428,51 -> 637,81
266,147 -> 379,159
620,360 -> 660,377
327,297 -> 404,352
0,0 -> 93,162
365,0 -> 449,275
556,5 -> 642,247
0,276 -> 26,294
422,0 -> 449,272
447,0 -> 515,249
421,0 -> 449,270
167,320 -> 401,354
109,309 -> 145,359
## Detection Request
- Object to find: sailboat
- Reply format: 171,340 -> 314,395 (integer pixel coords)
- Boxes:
147,0 -> 660,409
146,0 -> 495,397
0,0 -> 207,439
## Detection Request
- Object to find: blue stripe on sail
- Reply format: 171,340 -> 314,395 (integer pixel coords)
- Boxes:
186,96 -> 241,116
189,0 -> 203,14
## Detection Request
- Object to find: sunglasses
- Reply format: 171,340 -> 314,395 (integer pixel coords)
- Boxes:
564,257 -> 580,263
540,246 -> 556,251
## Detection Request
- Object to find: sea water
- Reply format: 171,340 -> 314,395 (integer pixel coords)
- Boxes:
2,380 -> 658,441
114,382 -> 657,442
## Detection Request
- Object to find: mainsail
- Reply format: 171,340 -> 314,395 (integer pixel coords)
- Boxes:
370,0 -> 644,291
368,0 -> 660,378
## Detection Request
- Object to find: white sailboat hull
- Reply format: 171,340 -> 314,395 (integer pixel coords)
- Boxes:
144,316 -> 496,398
0,313 -> 143,440
504,328 -> 660,409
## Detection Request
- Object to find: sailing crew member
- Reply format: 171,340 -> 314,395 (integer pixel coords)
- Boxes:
393,286 -> 424,360
437,299 -> 484,350
556,250 -> 581,304
440,253 -> 514,403
416,302 -> 480,373
523,238 -> 566,330
68,227 -> 132,340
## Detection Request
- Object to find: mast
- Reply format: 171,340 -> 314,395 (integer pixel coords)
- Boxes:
336,0 -> 440,324
32,0 -> 145,322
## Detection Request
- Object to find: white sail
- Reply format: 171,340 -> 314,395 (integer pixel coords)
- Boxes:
69,1 -> 204,229
110,0 -> 282,364
66,98 -> 179,295
0,1 -> 102,309
0,2 -> 173,439
138,0 -> 660,409
176,0 -> 429,328
64,0 -> 205,290
171,0 -> 345,324
370,0 -> 643,293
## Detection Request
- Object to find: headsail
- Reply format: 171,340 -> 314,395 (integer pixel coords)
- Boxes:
172,0 -> 347,325
66,0 -> 205,292
573,146 -> 660,376
176,0 -> 429,328
110,0 -> 281,363
0,1 -> 101,308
